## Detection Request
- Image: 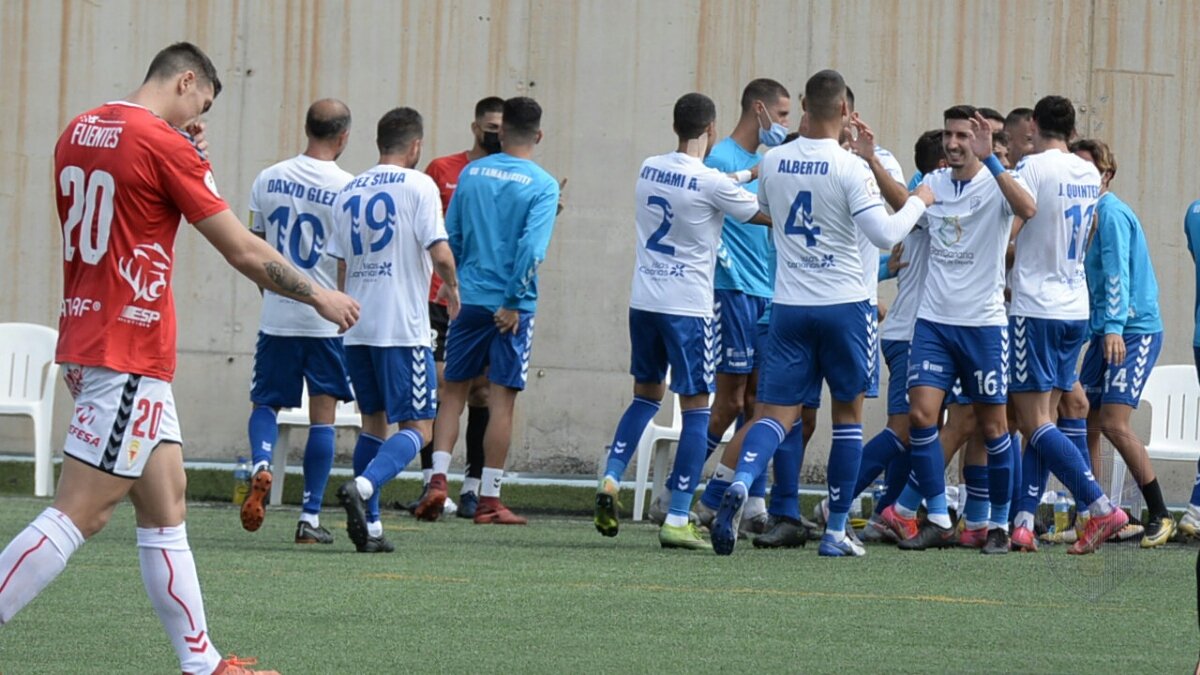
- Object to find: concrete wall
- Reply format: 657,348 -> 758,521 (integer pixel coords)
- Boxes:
2,0 -> 1198,494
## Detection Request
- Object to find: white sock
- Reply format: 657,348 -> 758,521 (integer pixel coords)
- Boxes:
481,467 -> 504,498
462,477 -> 481,496
1015,510 -> 1036,530
928,513 -> 953,529
989,520 -> 1010,533
895,503 -> 918,519
0,507 -> 84,624
664,513 -> 689,527
299,512 -> 319,527
432,451 -> 452,476
826,527 -> 846,542
253,460 -> 270,474
713,464 -> 735,482
956,483 -> 966,511
1088,495 -> 1113,516
137,524 -> 221,675
1189,504 -> 1200,520
1078,509 -> 1090,520
964,519 -> 988,531
367,521 -> 383,538
744,496 -> 767,518
421,468 -> 433,485
354,475 -> 374,500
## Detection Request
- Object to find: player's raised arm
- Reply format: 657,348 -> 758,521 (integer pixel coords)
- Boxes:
849,173 -> 932,249
971,112 -> 1036,220
849,115 -> 909,212
193,209 -> 359,331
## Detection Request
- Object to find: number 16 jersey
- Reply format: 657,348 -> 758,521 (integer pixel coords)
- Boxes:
630,152 -> 759,318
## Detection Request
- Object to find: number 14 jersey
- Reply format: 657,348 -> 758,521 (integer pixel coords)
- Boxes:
630,152 -> 759,318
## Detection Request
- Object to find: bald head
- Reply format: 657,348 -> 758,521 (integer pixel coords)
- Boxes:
305,98 -> 351,141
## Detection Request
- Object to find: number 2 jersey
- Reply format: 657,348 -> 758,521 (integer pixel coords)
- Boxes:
248,154 -> 353,337
630,151 -> 760,318
55,102 -> 229,382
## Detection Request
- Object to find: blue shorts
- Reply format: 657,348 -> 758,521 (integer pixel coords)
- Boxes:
1009,316 -> 1087,393
714,289 -> 769,374
758,301 -> 872,406
346,345 -> 436,423
444,304 -> 536,390
881,339 -> 910,415
1079,332 -> 1163,408
907,319 -> 1009,405
756,321 -> 820,409
250,333 -> 353,408
949,378 -> 972,406
628,308 -> 715,396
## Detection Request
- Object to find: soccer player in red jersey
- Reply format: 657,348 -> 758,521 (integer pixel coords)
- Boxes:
407,96 -> 503,521
0,43 -> 358,674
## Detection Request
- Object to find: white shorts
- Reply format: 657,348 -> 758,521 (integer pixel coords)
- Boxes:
62,364 -> 182,479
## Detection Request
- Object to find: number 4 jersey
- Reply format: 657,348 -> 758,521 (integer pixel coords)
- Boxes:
631,152 -> 760,317
55,102 -> 229,382
248,154 -> 353,337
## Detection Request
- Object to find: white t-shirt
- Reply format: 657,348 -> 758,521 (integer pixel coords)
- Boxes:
1010,149 -> 1101,320
248,154 -> 353,337
879,225 -> 930,342
630,152 -> 760,317
917,166 -> 1028,327
326,164 -> 447,347
758,136 -> 885,306
858,146 -> 906,306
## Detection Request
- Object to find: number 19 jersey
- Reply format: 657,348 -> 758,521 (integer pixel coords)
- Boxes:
758,136 -> 884,306
630,152 -> 760,318
1010,149 -> 1101,320
248,154 -> 352,337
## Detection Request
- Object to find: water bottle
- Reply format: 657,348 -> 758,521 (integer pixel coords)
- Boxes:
850,495 -> 863,519
232,456 -> 251,505
1053,491 -> 1070,534
869,479 -> 886,514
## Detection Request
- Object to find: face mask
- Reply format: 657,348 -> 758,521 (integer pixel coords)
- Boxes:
756,102 -> 788,147
481,131 -> 502,155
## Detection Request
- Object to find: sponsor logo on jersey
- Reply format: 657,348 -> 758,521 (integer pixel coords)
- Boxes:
348,261 -> 393,280
118,243 -> 171,302
119,305 -> 162,327
75,404 -> 97,426
60,297 -> 102,317
203,170 -> 220,198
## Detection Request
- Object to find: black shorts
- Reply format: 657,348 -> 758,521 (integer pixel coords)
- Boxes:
430,302 -> 449,362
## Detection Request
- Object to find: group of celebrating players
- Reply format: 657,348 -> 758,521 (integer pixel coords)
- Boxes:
0,39 -> 1193,674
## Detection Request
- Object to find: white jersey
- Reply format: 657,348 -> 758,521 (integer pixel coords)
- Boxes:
326,164 -> 447,347
1010,149 -> 1101,320
758,136 -> 885,306
917,166 -> 1027,327
630,152 -> 760,317
878,226 -> 930,342
248,154 -> 353,337
858,146 -> 906,306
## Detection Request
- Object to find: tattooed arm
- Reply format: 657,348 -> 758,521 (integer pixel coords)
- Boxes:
193,209 -> 359,330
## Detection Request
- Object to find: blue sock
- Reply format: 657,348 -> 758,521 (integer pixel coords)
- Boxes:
1191,460 -> 1200,508
1016,433 -> 1046,516
705,430 -> 724,461
668,408 -> 711,516
749,472 -> 768,499
897,478 -> 924,514
1031,423 -> 1103,508
1009,433 -> 1022,520
826,424 -> 864,534
301,425 -> 335,515
909,425 -> 948,516
248,406 -> 278,468
362,429 -> 423,497
768,422 -> 804,519
352,433 -> 384,523
700,476 -> 730,510
962,464 -> 990,527
876,451 -> 912,514
855,428 -> 905,497
731,418 -> 787,491
985,434 -> 1012,527
1058,417 -> 1090,471
602,396 -> 661,481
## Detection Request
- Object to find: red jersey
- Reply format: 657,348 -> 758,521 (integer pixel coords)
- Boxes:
423,151 -> 471,304
54,102 -> 229,381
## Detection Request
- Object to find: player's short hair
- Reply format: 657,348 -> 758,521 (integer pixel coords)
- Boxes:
143,42 -> 222,97
844,85 -> 855,112
1032,96 -> 1075,141
739,78 -> 790,113
376,107 -> 423,154
1004,107 -> 1034,128
501,97 -> 542,144
993,130 -> 1011,148
979,107 -> 1005,125
474,96 -> 505,121
673,93 -> 716,140
783,131 -> 800,143
943,104 -> 978,122
1069,138 -> 1117,177
305,100 -> 351,141
914,129 -> 946,174
804,69 -> 847,121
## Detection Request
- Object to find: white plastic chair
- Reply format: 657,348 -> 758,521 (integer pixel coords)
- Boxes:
271,384 -> 362,505
0,323 -> 60,497
1109,364 -> 1200,505
630,387 -> 733,521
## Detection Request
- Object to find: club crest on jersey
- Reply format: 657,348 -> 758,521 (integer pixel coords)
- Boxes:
118,243 -> 171,302
969,195 -> 983,211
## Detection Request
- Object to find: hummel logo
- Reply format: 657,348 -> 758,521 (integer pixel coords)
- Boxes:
678,476 -> 691,490
745,452 -> 759,462
829,486 -> 842,500
613,441 -> 628,456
